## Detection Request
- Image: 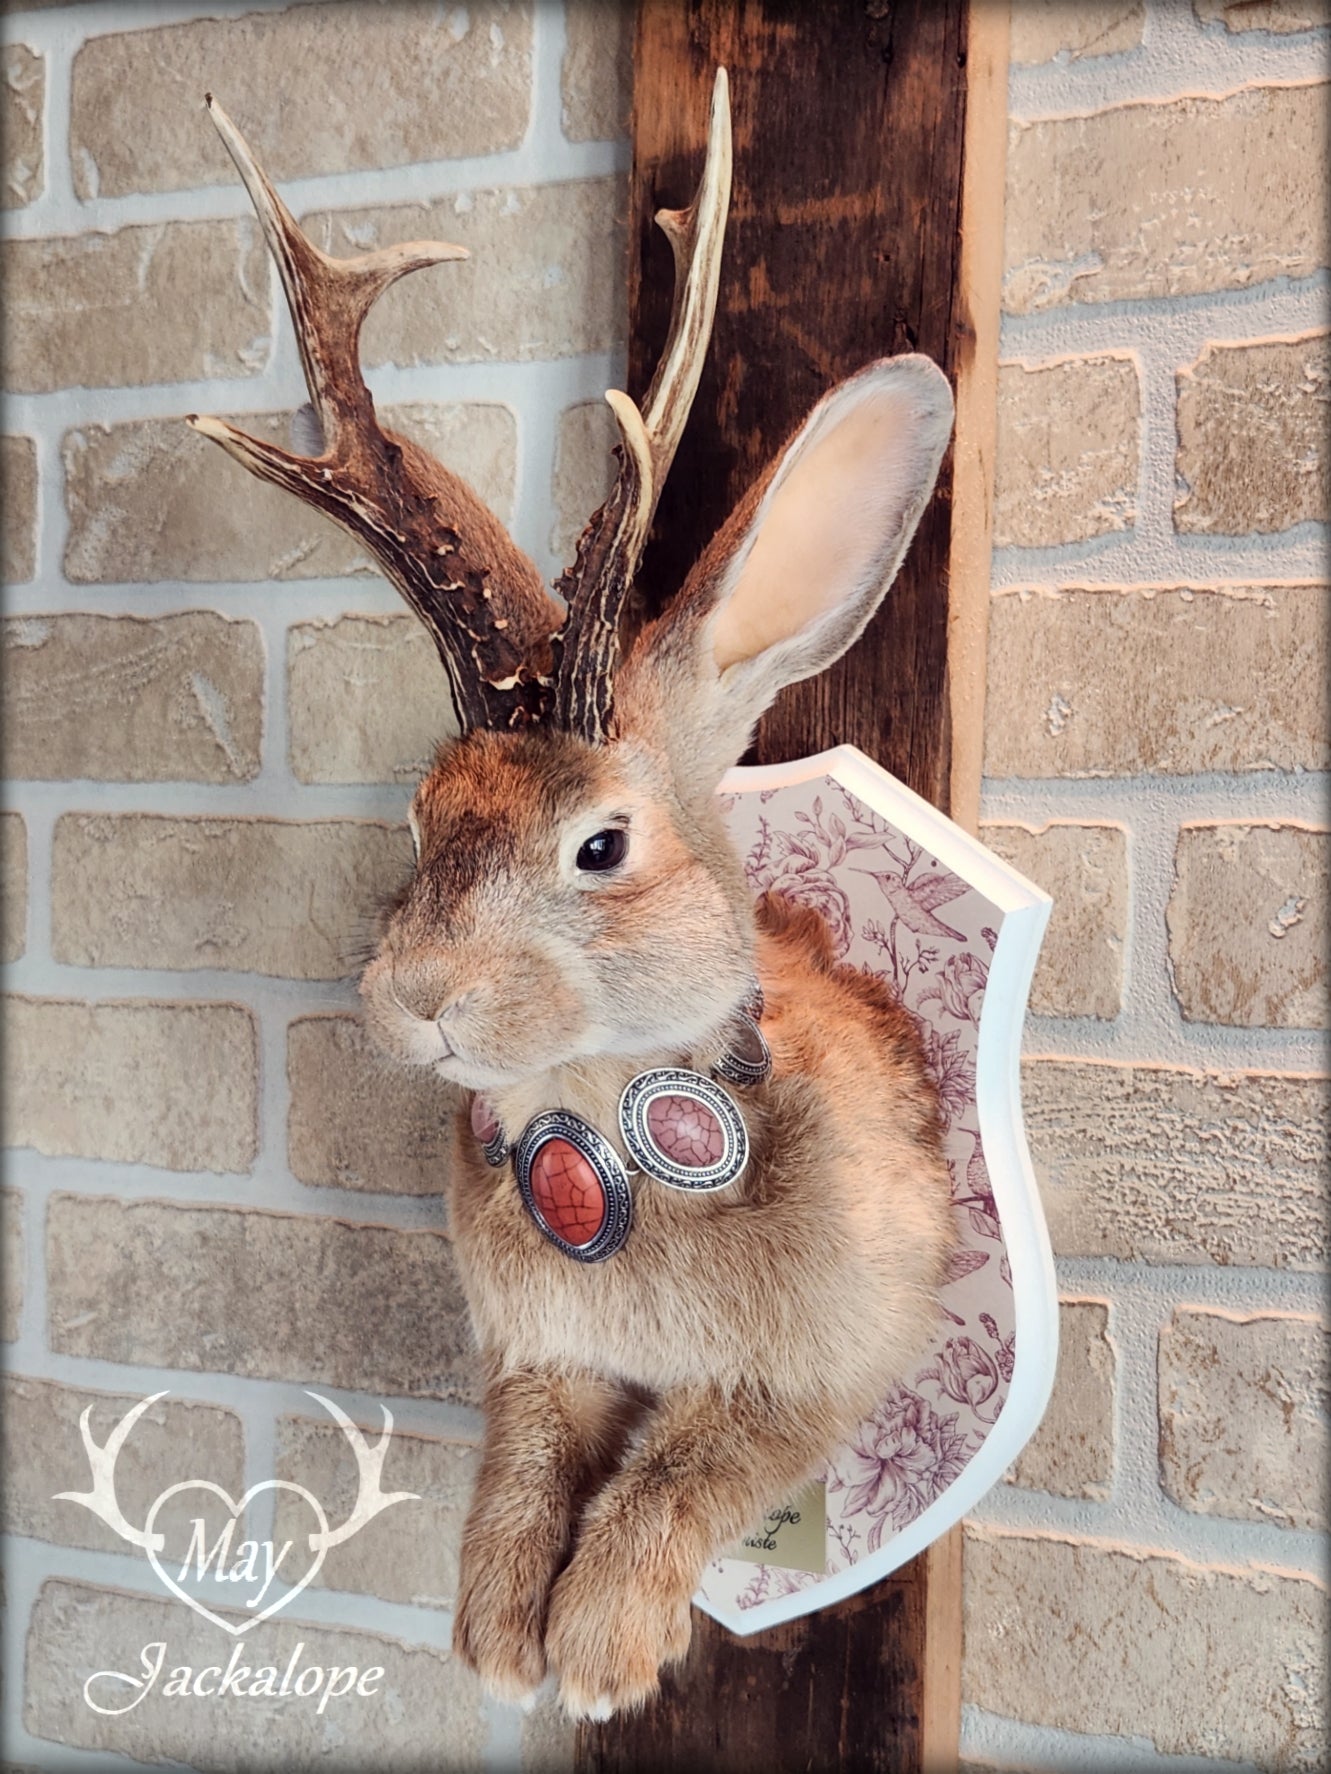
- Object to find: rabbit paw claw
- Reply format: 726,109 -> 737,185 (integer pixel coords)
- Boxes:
545,1552 -> 692,1722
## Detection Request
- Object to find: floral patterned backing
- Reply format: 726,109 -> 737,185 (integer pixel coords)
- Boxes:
699,773 -> 1014,1617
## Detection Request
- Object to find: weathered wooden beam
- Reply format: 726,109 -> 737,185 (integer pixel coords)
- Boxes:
577,3 -> 1006,1768
626,0 -> 967,808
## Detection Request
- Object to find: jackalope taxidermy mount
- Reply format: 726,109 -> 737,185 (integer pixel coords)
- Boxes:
193,72 -> 956,1718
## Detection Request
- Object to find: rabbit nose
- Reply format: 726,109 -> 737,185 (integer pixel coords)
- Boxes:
436,990 -> 474,1028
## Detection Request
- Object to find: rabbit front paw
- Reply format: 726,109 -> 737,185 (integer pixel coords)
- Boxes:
452,1535 -> 555,1708
544,1542 -> 693,1721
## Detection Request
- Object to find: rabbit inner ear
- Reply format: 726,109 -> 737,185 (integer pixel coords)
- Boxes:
708,363 -> 952,679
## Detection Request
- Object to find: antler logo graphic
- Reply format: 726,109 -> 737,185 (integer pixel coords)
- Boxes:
56,1391 -> 418,1635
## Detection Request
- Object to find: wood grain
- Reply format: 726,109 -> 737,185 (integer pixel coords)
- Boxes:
947,2 -> 1011,835
627,0 -> 968,810
577,4 -> 975,1767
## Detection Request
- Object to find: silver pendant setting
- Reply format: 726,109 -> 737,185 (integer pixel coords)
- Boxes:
618,1068 -> 748,1192
470,1095 -> 511,1168
513,1110 -> 633,1264
481,1129 -> 510,1168
712,1010 -> 772,1089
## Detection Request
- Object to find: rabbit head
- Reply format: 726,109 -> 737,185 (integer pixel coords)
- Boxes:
190,79 -> 952,1093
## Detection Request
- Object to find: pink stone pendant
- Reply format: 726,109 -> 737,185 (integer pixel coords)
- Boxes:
618,1068 -> 748,1192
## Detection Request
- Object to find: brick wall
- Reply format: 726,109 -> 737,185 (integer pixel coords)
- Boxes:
1,4 -> 624,1767
1,4 -> 1326,1772
963,4 -> 1329,1771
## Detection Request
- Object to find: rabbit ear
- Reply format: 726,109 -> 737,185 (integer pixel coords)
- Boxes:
632,355 -> 953,772
709,353 -> 952,696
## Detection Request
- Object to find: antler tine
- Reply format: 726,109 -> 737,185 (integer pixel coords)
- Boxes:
189,96 -> 562,733
554,68 -> 732,741
54,1392 -> 169,1551
204,94 -> 463,453
305,1393 -> 419,1552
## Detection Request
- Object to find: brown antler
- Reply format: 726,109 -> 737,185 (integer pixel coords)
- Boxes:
553,68 -> 732,741
189,96 -> 561,733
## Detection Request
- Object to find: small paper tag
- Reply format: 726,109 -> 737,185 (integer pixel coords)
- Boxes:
727,1479 -> 827,1575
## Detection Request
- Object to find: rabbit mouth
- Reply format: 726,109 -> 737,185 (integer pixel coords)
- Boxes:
433,1052 -> 525,1092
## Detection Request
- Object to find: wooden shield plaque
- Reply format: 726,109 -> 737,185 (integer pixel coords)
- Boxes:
698,745 -> 1057,1634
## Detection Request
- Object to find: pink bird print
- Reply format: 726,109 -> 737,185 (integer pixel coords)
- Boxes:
855,862 -> 970,942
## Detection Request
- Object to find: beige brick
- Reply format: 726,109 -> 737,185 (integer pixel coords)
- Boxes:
304,177 -> 627,368
287,1014 -> 454,1195
1004,82 -> 1329,312
2,1375 -> 244,1562
985,584 -> 1330,777
287,615 -> 453,786
70,3 -> 532,200
2,434 -> 36,583
1010,1 -> 1144,62
4,996 -> 257,1172
274,1413 -> 479,1607
1195,0 -> 1330,29
963,1528 -> 1327,1766
562,0 -> 631,141
1168,822 -> 1328,1027
63,402 -> 514,584
51,813 -> 411,981
2,811 -> 26,962
1175,332 -> 1329,535
1,1187 -> 21,1341
3,42 -> 43,208
4,220 -> 268,395
994,356 -> 1138,547
1007,1301 -> 1115,1500
980,822 -> 1126,1018
4,613 -> 264,783
24,1579 -> 486,1769
551,398 -> 616,562
47,1195 -> 478,1401
1160,1309 -> 1328,1531
1024,1060 -> 1328,1269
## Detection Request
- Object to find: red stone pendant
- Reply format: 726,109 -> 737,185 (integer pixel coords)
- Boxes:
619,1069 -> 748,1192
514,1112 -> 632,1262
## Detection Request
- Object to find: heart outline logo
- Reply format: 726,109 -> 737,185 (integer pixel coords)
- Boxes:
144,1479 -> 330,1637
55,1389 -> 418,1637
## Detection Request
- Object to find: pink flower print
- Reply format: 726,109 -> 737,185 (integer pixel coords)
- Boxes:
922,1025 -> 977,1126
837,1389 -> 973,1549
922,951 -> 988,1024
980,1312 -> 1016,1382
736,1565 -> 773,1609
950,1129 -> 1002,1242
829,1520 -> 862,1570
921,1337 -> 1002,1423
747,823 -> 854,957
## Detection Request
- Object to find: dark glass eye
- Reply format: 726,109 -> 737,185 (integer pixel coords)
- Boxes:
576,828 -> 628,872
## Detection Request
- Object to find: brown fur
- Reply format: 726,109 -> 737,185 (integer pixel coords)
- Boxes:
360,723 -> 953,1719
357,356 -> 957,1719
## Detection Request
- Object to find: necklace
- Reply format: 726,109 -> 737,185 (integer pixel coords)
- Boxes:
467,988 -> 770,1264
